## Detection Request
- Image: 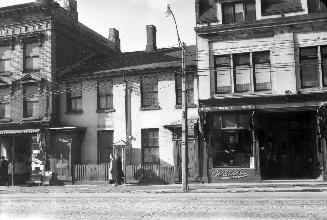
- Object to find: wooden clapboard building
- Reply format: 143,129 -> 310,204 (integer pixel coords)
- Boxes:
195,0 -> 327,182
0,0 -> 119,184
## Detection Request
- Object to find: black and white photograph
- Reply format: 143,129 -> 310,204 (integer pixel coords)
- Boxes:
0,0 -> 327,219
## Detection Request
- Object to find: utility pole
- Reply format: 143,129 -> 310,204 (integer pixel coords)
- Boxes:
181,42 -> 188,190
166,4 -> 188,190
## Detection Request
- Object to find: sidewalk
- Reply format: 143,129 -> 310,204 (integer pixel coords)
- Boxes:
1,181 -> 327,194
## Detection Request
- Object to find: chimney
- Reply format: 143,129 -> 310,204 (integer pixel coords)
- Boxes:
146,25 -> 157,52
109,28 -> 120,51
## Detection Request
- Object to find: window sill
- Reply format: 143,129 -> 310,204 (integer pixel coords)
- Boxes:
96,109 -> 115,113
23,70 -> 41,74
0,118 -> 11,122
66,110 -> 83,114
175,103 -> 197,109
140,106 -> 161,111
22,117 -> 40,121
299,87 -> 327,94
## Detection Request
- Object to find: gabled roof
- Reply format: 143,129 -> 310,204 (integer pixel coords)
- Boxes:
262,0 -> 303,16
61,45 -> 197,79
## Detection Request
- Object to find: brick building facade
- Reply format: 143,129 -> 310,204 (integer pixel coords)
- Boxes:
195,0 -> 327,182
0,0 -> 119,184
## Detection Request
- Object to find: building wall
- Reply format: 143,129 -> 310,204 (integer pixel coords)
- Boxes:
60,72 -> 198,165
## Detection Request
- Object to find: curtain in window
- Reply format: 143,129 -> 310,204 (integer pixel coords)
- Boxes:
70,82 -> 82,111
234,3 -> 245,22
254,51 -> 271,91
300,47 -> 319,88
215,55 -> 231,93
0,46 -> 11,73
234,53 -> 250,92
25,43 -> 40,71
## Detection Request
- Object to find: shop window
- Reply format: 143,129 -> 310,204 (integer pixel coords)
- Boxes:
215,55 -> 231,94
253,51 -> 271,91
67,82 -> 82,112
23,84 -> 39,118
142,129 -> 159,164
98,130 -> 113,163
0,46 -> 11,73
0,87 -> 10,119
141,77 -> 158,108
24,43 -> 40,72
176,73 -> 194,105
322,46 -> 327,87
222,1 -> 256,24
98,81 -> 113,110
234,53 -> 251,92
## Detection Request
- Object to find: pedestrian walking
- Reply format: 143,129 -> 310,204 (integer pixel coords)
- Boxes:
0,156 -> 9,186
108,154 -> 117,186
115,154 -> 124,185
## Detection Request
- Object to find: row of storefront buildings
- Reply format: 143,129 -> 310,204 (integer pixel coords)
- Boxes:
0,0 -> 327,184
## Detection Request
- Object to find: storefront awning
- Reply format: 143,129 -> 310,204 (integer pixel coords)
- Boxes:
163,116 -> 198,128
199,105 -> 255,112
0,129 -> 40,135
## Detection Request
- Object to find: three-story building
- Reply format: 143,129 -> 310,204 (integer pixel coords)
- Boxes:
195,0 -> 327,182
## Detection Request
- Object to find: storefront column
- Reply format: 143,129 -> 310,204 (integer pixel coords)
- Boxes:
322,135 -> 327,181
11,136 -> 15,186
202,142 -> 209,183
253,130 -> 261,179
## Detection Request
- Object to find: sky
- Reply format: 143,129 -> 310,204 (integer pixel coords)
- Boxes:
0,0 -> 196,52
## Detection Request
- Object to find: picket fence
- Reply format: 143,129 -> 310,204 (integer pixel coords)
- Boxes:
73,164 -> 175,184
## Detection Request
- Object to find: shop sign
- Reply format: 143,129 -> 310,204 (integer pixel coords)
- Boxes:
212,169 -> 248,180
200,105 -> 255,112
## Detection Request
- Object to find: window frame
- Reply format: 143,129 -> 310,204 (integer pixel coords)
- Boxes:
67,82 -> 83,113
141,128 -> 160,164
175,73 -> 195,106
23,83 -> 39,119
141,76 -> 159,109
0,86 -> 10,119
215,55 -> 232,94
299,46 -> 319,89
24,42 -> 40,73
222,1 -> 256,24
0,45 -> 12,73
253,51 -> 272,91
97,80 -> 114,111
233,53 -> 251,93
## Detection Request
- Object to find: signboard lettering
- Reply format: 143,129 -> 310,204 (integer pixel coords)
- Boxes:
212,169 -> 248,180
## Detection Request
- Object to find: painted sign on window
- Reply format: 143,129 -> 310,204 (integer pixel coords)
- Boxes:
211,169 -> 248,180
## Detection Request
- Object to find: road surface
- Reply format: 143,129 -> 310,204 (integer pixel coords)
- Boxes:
1,192 -> 327,219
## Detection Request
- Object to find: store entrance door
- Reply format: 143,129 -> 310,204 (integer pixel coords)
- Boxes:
259,111 -> 320,180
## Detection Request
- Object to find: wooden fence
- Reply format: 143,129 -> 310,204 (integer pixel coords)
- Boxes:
73,164 -> 175,184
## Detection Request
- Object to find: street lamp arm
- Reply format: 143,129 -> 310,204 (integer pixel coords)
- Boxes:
166,4 -> 182,47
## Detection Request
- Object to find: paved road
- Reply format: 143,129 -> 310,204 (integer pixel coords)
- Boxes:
1,192 -> 327,219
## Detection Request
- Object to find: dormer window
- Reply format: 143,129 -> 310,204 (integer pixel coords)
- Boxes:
222,1 -> 256,24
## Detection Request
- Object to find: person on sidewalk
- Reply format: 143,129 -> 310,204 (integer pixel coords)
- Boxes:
0,156 -> 9,186
108,154 -> 117,186
115,154 -> 124,185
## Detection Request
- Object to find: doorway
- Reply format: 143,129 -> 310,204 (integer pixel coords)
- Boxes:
258,111 -> 320,180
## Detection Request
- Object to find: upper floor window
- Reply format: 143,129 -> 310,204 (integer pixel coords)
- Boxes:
141,77 -> 158,108
23,84 -> 39,118
24,43 -> 40,72
142,128 -> 159,164
308,0 -> 327,13
0,87 -> 10,119
67,82 -> 82,112
176,73 -> 194,106
215,51 -> 271,94
98,81 -> 113,110
222,1 -> 256,24
0,46 -> 11,73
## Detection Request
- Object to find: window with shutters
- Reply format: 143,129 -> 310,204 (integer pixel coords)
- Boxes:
253,51 -> 272,91
0,46 -> 11,73
24,43 -> 40,72
142,129 -> 159,164
175,73 -> 194,106
0,87 -> 10,119
222,1 -> 256,24
214,51 -> 271,94
67,82 -> 82,113
98,130 -> 113,163
98,81 -> 113,110
23,84 -> 39,118
141,77 -> 158,108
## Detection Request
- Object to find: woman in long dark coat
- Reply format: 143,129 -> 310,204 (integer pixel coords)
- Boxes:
115,154 -> 124,185
0,156 -> 9,186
